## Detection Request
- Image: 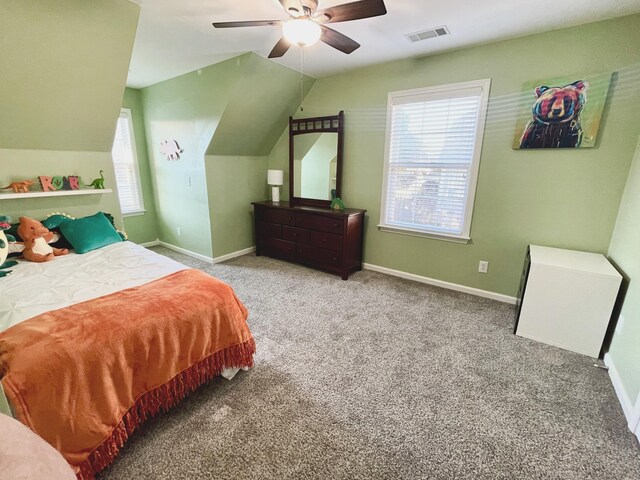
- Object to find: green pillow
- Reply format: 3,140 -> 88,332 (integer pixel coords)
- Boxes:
58,212 -> 123,254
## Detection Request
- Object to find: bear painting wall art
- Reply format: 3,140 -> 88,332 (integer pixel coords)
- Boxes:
513,72 -> 612,149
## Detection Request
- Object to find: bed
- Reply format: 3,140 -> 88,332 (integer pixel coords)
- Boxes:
0,241 -> 255,479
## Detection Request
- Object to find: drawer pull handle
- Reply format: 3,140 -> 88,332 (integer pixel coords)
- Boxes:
293,233 -> 297,237
332,257 -> 337,262
333,223 -> 338,228
322,238 -> 327,242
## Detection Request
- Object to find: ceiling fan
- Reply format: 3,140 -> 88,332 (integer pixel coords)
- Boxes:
212,0 -> 387,58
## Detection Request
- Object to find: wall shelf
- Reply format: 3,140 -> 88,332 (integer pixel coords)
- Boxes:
0,189 -> 113,200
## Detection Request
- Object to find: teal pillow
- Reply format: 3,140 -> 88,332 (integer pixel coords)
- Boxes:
42,215 -> 69,230
58,212 -> 123,254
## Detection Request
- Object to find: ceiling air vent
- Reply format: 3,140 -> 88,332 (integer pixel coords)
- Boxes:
405,26 -> 450,43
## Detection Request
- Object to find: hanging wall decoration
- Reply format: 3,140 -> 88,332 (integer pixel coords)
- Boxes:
160,139 -> 183,160
513,72 -> 612,149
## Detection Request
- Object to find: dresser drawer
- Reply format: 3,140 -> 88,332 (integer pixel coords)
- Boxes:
264,237 -> 295,259
260,222 -> 282,239
297,244 -> 342,266
283,226 -> 310,244
264,208 -> 295,226
295,212 -> 344,234
310,231 -> 342,252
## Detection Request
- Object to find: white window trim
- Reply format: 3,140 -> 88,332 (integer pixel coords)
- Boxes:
114,108 -> 145,216
378,78 -> 491,243
123,209 -> 147,218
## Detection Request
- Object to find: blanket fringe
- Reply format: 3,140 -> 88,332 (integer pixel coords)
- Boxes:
75,338 -> 255,480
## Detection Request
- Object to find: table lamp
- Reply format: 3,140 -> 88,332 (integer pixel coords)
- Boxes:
268,169 -> 283,203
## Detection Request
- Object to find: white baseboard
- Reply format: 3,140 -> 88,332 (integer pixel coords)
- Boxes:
139,239 -> 160,247
603,353 -> 638,439
213,246 -> 255,264
633,394 -> 640,443
158,241 -> 214,264
362,263 -> 517,304
155,241 -> 255,265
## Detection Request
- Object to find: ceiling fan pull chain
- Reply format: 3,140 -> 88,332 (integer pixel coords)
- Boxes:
300,47 -> 304,112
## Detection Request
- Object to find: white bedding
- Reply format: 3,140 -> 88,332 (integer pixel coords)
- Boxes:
0,241 -> 187,332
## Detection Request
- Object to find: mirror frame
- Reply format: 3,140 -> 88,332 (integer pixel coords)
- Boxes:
289,110 -> 344,208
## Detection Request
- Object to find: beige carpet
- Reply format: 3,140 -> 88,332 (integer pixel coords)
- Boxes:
99,247 -> 640,479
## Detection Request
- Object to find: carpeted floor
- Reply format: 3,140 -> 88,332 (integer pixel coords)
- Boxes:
99,247 -> 640,480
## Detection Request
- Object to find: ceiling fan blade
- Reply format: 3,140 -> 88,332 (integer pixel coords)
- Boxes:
278,0 -> 304,17
320,25 -> 360,54
316,0 -> 387,23
268,37 -> 292,58
212,20 -> 283,28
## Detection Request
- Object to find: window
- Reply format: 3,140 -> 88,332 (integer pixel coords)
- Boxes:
379,79 -> 490,242
112,108 -> 145,215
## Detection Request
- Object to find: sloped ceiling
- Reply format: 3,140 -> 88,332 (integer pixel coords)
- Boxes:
127,0 -> 640,88
0,0 -> 140,152
206,53 -> 314,157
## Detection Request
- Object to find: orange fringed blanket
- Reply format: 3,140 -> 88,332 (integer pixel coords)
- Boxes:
0,269 -> 255,479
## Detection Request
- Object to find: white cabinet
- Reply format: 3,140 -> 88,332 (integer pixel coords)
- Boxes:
515,245 -> 622,357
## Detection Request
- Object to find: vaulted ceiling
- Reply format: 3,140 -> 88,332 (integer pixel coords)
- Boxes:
128,0 -> 640,88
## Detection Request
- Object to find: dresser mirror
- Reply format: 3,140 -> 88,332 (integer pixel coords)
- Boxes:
289,111 -> 344,208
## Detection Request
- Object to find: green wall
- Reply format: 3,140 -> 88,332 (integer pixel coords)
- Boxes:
268,14 -> 640,297
205,155 -> 268,257
0,0 -> 140,227
268,129 -> 292,200
141,61 -> 234,257
207,55 -> 315,157
0,0 -> 139,151
121,88 -> 159,244
608,137 -> 640,403
0,150 -> 122,223
140,53 -> 314,258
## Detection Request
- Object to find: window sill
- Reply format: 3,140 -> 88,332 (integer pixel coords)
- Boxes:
123,210 -> 147,218
377,224 -> 470,244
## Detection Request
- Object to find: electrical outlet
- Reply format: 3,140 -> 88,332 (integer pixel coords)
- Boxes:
177,227 -> 182,237
478,261 -> 489,273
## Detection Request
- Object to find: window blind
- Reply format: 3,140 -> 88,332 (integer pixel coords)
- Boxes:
382,82 -> 489,238
112,110 -> 144,214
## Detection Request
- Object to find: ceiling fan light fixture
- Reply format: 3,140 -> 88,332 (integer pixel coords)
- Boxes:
283,18 -> 321,46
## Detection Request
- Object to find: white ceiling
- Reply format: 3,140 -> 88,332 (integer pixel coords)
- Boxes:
127,0 -> 640,89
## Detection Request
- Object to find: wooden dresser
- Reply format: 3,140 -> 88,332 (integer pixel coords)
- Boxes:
252,201 -> 366,280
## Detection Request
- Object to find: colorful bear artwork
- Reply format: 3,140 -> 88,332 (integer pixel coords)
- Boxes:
513,73 -> 611,149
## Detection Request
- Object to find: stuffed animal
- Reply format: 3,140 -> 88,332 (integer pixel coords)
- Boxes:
330,197 -> 346,211
17,216 -> 69,262
0,216 -> 10,262
0,216 -> 17,277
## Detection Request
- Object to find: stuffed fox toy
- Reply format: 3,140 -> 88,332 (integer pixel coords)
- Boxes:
17,216 -> 69,262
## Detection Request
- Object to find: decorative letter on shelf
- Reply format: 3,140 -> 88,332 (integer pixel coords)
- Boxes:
39,176 -> 80,192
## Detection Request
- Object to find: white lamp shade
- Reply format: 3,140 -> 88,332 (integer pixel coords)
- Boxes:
283,19 -> 322,47
267,169 -> 284,186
